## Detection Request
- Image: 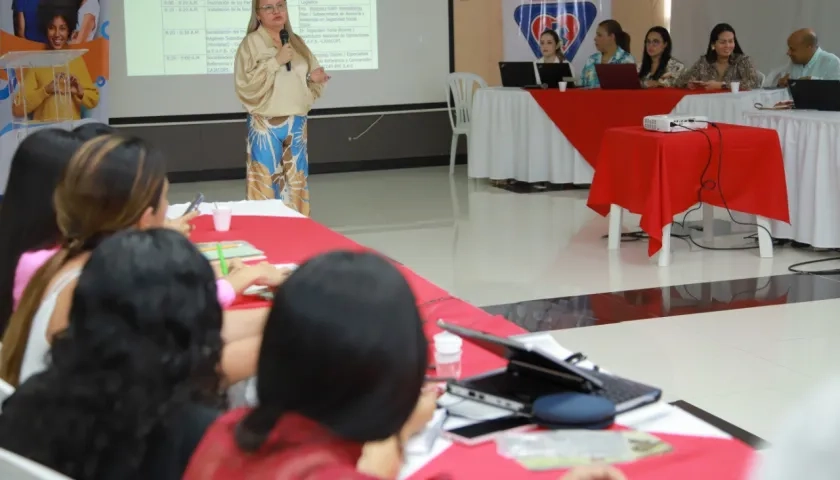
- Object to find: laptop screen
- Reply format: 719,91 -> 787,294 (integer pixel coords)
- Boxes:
438,321 -> 604,389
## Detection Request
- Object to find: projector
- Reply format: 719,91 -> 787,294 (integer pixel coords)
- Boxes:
643,115 -> 709,133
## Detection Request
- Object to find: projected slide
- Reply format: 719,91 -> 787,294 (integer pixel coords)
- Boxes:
125,0 -> 378,76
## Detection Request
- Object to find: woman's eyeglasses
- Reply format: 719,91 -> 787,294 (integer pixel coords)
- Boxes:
258,2 -> 286,13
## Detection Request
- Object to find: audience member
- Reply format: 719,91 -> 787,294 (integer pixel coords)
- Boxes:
580,19 -> 636,88
0,135 -> 269,387
675,23 -> 761,90
185,251 -> 436,479
73,121 -> 116,140
777,28 -> 840,86
638,26 -> 685,88
70,122 -> 215,239
0,129 -> 82,336
0,229 -> 224,480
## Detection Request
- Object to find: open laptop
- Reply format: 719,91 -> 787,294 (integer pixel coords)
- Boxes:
536,62 -> 575,88
595,64 -> 642,90
498,62 -> 540,88
439,320 -> 662,415
789,79 -> 840,111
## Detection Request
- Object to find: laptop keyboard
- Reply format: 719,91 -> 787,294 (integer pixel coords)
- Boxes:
465,369 -> 659,407
588,371 -> 660,406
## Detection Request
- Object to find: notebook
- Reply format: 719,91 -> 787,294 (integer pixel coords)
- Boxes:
196,241 -> 264,261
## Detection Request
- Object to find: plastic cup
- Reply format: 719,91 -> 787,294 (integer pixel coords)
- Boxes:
434,332 -> 463,354
435,351 -> 462,378
433,332 -> 463,379
730,82 -> 740,93
558,81 -> 568,92
212,207 -> 232,232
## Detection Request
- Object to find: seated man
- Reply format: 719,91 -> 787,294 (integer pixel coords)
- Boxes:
778,28 -> 840,87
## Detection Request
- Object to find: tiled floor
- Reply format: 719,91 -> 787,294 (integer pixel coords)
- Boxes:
170,165 -> 840,443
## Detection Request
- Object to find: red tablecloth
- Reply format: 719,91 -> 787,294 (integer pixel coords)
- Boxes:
190,215 -> 521,379
411,431 -> 754,480
191,215 -> 757,479
587,123 -> 790,256
528,89 -> 716,167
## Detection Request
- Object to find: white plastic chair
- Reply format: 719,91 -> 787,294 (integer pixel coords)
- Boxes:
0,448 -> 71,479
763,66 -> 787,88
446,73 -> 488,176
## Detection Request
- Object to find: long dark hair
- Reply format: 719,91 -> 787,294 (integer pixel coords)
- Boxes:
0,229 -> 224,480
236,251 -> 428,451
0,129 -> 82,335
73,122 -> 117,141
705,23 -> 744,62
0,135 -> 168,386
639,26 -> 674,80
599,19 -> 630,53
540,29 -> 566,61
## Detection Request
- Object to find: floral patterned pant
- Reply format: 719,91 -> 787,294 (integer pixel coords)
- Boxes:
245,114 -> 310,216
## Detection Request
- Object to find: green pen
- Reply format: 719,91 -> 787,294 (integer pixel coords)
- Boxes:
216,243 -> 229,276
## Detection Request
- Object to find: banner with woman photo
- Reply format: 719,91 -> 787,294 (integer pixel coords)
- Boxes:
502,0 -> 611,76
0,0 -> 110,195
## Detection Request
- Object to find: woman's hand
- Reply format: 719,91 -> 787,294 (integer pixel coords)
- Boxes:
309,67 -> 330,84
45,79 -> 57,95
164,210 -> 198,236
223,261 -> 292,291
560,466 -> 627,480
275,43 -> 293,66
249,262 -> 293,287
69,75 -> 83,98
704,81 -> 724,90
644,79 -> 660,88
401,386 -> 439,439
357,437 -> 402,480
687,80 -> 705,90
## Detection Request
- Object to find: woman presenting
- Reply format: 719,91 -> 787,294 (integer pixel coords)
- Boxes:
235,0 -> 329,216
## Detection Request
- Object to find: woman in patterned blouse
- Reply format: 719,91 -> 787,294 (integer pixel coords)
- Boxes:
580,19 -> 636,88
638,26 -> 685,88
675,23 -> 761,90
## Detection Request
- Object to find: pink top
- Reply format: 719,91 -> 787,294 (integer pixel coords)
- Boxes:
13,248 -> 237,310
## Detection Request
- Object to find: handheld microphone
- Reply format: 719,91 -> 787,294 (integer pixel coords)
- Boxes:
280,29 -> 291,72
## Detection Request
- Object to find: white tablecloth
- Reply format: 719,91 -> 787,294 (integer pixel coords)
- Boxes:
468,88 -> 791,183
744,109 -> 840,248
166,199 -> 304,219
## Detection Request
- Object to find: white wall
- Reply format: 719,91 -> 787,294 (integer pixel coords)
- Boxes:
671,0 -> 840,75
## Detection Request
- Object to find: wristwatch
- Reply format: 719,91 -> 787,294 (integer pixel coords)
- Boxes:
721,82 -> 728,90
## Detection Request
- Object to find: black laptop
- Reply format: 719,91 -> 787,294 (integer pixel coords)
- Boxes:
536,62 -> 575,88
439,320 -> 662,415
595,64 -> 642,90
789,79 -> 840,111
499,62 -> 540,88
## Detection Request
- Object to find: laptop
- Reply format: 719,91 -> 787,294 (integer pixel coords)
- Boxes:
595,64 -> 642,90
499,62 -> 540,88
439,320 -> 662,415
789,79 -> 840,111
536,62 -> 575,88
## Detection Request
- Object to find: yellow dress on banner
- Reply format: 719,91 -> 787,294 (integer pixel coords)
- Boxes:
11,56 -> 100,122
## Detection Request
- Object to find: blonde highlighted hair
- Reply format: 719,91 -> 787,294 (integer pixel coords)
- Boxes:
0,135 -> 167,386
247,0 -> 316,72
